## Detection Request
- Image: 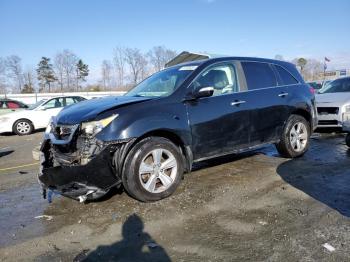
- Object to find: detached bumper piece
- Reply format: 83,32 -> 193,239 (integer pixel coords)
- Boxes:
39,147 -> 120,201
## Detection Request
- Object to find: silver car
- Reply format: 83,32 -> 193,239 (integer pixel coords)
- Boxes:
316,77 -> 350,129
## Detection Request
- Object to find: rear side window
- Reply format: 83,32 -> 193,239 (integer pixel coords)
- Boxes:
275,65 -> 298,85
241,62 -> 277,90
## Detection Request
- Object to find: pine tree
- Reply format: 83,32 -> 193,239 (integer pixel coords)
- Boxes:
36,57 -> 56,92
76,59 -> 89,90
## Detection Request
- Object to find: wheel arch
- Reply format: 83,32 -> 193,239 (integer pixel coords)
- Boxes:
128,129 -> 193,173
291,108 -> 312,128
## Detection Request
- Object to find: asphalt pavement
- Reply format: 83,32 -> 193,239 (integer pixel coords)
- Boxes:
0,132 -> 349,261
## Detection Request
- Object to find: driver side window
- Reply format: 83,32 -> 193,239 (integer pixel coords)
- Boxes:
192,63 -> 238,97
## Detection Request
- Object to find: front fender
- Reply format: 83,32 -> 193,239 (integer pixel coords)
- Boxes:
95,102 -> 191,146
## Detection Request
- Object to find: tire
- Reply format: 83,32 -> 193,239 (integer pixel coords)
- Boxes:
346,134 -> 350,147
13,119 -> 34,136
275,115 -> 310,158
122,137 -> 184,202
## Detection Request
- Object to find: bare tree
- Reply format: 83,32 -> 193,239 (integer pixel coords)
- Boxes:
113,47 -> 126,88
5,55 -> 24,92
23,67 -> 36,93
0,57 -> 7,94
148,46 -> 177,72
124,48 -> 148,85
54,52 -> 65,91
54,50 -> 78,91
101,60 -> 113,90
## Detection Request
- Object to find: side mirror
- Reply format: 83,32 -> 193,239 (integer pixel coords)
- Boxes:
194,87 -> 214,99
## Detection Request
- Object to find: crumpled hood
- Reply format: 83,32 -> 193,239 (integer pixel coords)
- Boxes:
316,92 -> 350,104
56,96 -> 151,125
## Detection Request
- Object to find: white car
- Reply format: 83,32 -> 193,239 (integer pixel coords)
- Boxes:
316,77 -> 350,129
0,96 -> 86,135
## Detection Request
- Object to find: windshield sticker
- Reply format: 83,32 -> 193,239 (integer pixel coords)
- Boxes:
179,66 -> 198,71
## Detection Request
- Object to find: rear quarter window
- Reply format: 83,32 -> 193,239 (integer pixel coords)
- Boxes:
275,65 -> 298,85
241,62 -> 277,90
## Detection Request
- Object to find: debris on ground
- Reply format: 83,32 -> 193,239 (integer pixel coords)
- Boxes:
323,243 -> 336,252
258,220 -> 268,225
34,215 -> 53,221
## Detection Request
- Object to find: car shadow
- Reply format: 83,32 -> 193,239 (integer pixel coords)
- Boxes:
74,214 -> 171,262
276,151 -> 350,218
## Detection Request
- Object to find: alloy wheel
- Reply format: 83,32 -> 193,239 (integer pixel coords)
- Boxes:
138,148 -> 178,193
289,122 -> 308,152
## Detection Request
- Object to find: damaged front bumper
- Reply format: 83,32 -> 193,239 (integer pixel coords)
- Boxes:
38,124 -> 135,202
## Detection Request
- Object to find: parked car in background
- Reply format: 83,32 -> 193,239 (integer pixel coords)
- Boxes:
0,98 -> 28,115
38,56 -> 316,203
0,96 -> 86,135
316,76 -> 350,129
307,81 -> 322,90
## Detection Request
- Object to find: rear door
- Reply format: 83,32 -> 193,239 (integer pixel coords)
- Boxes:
240,61 -> 289,145
186,62 -> 251,160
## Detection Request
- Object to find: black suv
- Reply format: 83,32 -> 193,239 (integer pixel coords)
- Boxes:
39,57 -> 317,202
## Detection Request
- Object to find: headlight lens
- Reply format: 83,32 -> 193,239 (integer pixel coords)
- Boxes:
81,114 -> 118,136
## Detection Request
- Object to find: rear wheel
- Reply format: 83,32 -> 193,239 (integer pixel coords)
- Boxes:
122,137 -> 184,202
276,115 -> 310,158
13,119 -> 34,136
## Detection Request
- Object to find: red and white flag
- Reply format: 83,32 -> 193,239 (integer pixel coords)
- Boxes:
325,57 -> 330,62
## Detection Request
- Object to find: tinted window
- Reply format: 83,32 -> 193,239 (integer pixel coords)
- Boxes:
192,63 -> 238,97
275,65 -> 298,85
318,78 -> 350,94
7,102 -> 20,109
242,62 -> 277,90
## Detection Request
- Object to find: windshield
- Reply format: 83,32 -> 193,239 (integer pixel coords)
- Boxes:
28,100 -> 45,110
318,78 -> 350,94
125,65 -> 197,97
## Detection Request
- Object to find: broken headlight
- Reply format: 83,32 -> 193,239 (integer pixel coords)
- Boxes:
81,114 -> 118,136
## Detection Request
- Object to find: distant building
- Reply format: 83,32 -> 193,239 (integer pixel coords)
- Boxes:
320,69 -> 350,80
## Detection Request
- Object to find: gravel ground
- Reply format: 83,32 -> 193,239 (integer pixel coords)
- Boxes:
0,132 -> 349,261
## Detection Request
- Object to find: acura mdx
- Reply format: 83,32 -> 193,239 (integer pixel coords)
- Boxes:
38,57 -> 317,202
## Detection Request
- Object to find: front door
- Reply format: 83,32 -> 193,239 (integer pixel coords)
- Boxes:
186,62 -> 250,160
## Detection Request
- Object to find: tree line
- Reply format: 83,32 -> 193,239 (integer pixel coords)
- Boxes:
0,48 -> 327,95
0,46 -> 177,94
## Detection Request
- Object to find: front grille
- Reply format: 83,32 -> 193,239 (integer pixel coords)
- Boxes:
318,120 -> 339,125
317,107 -> 339,115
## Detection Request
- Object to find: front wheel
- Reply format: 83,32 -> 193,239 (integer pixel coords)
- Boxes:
122,137 -> 184,202
276,115 -> 310,158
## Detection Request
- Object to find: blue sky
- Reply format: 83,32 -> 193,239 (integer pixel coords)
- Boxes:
0,0 -> 349,82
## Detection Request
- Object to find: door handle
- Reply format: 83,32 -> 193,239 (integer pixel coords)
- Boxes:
278,92 -> 288,97
231,100 -> 246,106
